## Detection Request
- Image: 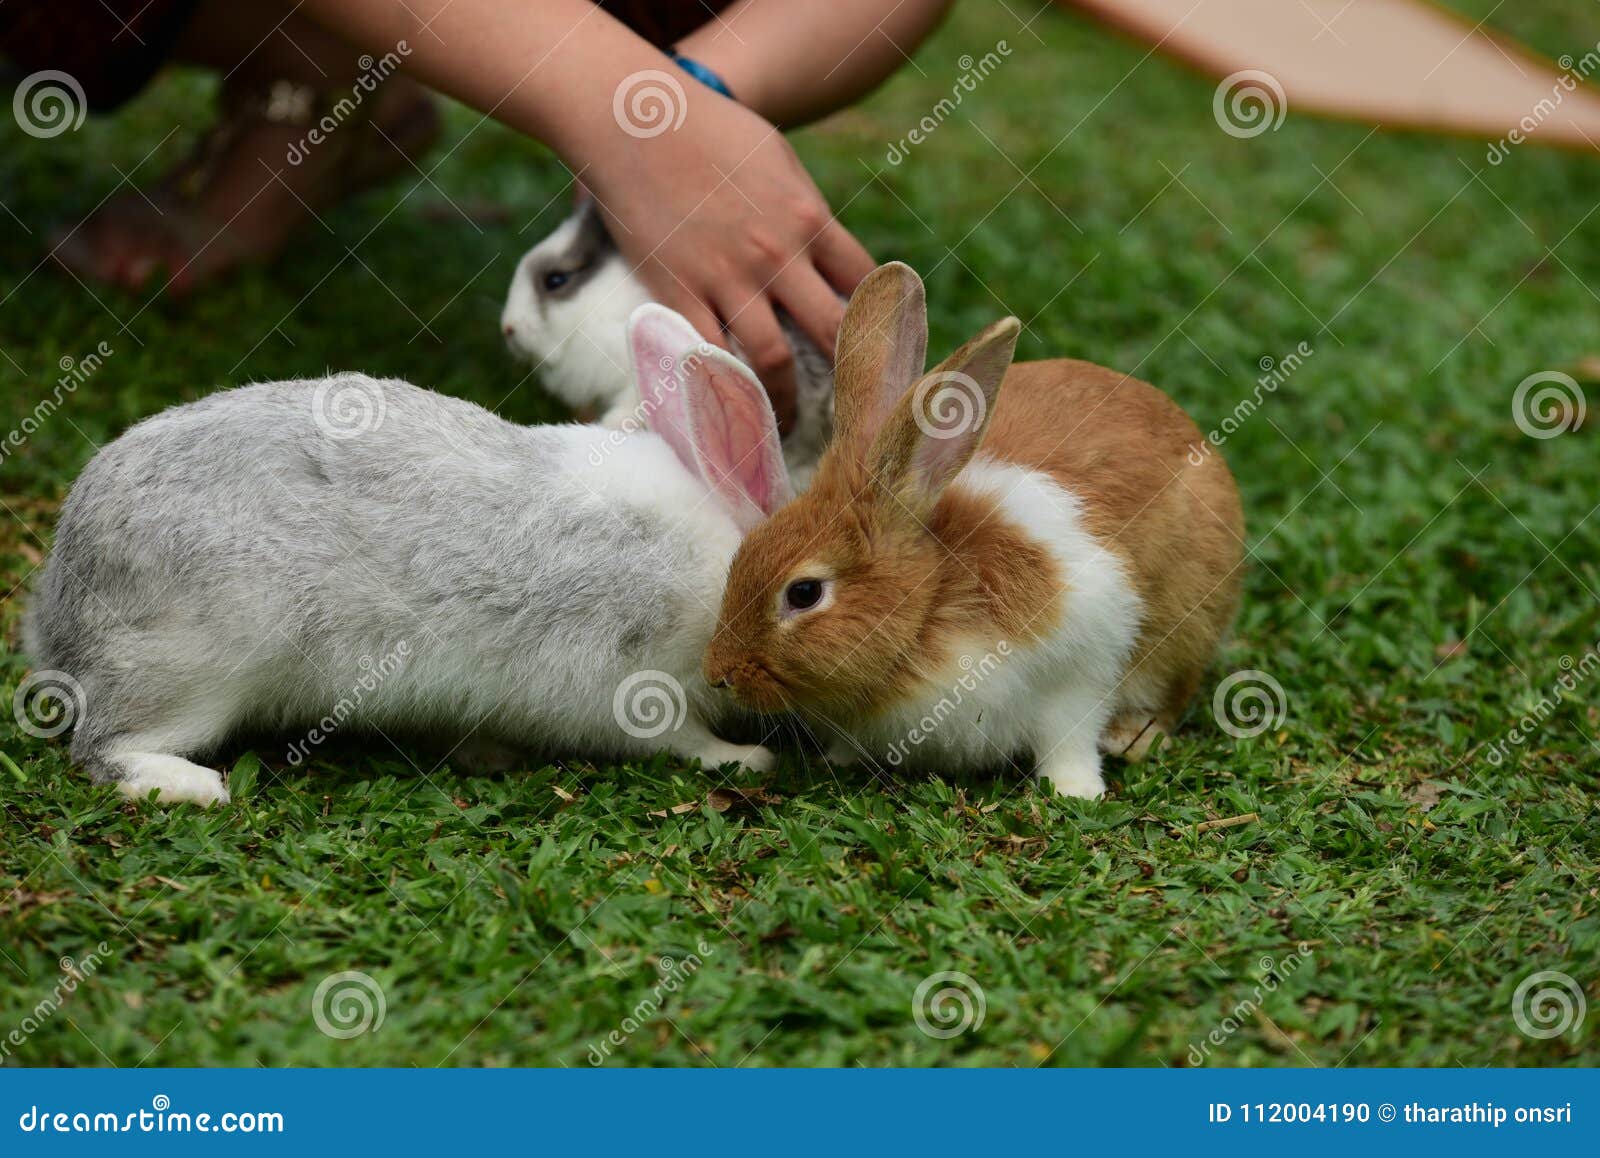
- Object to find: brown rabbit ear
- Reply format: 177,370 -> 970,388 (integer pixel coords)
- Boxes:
833,262 -> 928,447
866,316 -> 1021,516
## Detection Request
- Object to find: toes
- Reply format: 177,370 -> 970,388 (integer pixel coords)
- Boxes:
1039,763 -> 1106,801
113,755 -> 232,807
117,778 -> 230,807
689,741 -> 775,773
736,745 -> 775,773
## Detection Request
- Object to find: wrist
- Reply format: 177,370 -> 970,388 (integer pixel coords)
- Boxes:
556,58 -> 751,181
670,52 -> 735,100
673,30 -> 766,116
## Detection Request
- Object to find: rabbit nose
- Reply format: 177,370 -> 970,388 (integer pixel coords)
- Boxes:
502,324 -> 515,337
704,656 -> 735,691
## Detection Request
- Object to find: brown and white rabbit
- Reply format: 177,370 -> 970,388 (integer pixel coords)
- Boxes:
703,263 -> 1244,799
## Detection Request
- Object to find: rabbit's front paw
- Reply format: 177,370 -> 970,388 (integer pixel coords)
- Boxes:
824,739 -> 863,768
692,738 -> 776,773
1038,753 -> 1105,801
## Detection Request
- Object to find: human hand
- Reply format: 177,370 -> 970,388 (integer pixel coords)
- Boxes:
583,94 -> 874,430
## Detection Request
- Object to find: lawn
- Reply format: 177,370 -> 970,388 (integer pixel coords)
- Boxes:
1,0 -> 1597,1067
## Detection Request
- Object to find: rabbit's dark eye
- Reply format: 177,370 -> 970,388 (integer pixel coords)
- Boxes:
542,270 -> 571,292
784,579 -> 825,612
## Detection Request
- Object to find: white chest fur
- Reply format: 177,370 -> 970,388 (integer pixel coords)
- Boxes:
836,459 -> 1143,788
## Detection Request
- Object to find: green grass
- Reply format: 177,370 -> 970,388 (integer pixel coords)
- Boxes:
2,0 -> 1598,1067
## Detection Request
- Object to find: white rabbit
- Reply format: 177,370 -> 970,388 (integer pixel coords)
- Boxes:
501,199 -> 834,485
23,307 -> 792,805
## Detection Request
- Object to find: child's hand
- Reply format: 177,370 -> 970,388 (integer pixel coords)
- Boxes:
586,95 -> 874,429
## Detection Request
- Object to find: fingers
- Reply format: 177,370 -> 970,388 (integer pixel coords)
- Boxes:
718,292 -> 798,435
774,263 -> 848,360
675,296 -> 729,358
811,218 -> 876,299
640,270 -> 727,354
648,267 -> 798,433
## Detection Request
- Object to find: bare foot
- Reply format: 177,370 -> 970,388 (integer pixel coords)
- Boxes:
51,76 -> 441,296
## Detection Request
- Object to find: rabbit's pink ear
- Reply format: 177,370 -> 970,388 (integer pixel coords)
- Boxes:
629,303 -> 704,467
681,346 -> 793,530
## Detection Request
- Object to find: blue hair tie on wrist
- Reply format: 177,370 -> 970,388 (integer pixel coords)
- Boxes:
672,53 -> 735,100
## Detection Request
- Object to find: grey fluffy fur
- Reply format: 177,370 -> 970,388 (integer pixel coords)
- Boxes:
24,374 -> 772,802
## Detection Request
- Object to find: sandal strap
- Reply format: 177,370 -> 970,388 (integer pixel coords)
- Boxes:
171,78 -> 367,200
258,80 -> 321,126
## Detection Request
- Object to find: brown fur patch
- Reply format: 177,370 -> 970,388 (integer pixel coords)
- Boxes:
924,484 -> 1062,647
981,359 -> 1246,725
832,263 -> 927,448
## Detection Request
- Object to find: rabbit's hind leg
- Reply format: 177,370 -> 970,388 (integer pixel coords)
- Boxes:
87,745 -> 232,807
75,694 -> 240,807
1099,712 -> 1166,762
71,660 -> 254,805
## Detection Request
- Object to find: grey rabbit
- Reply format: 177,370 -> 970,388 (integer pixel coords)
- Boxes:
23,306 -> 792,804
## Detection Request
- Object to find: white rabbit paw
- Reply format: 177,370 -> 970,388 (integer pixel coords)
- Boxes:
115,755 -> 232,806
690,739 -> 776,773
1038,755 -> 1106,801
824,739 -> 863,768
